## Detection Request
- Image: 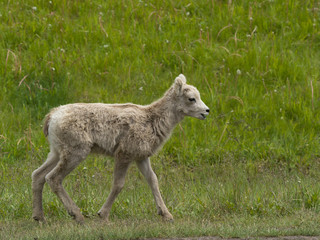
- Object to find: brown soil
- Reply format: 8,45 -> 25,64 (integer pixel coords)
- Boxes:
145,237 -> 320,240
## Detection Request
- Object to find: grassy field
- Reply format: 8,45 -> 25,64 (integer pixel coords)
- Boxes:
1,0 -> 320,239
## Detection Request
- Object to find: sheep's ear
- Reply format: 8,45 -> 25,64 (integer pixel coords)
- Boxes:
175,74 -> 186,85
174,74 -> 187,94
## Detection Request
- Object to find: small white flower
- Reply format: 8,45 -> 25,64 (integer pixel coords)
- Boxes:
281,116 -> 284,120
49,1 -> 52,4
83,167 -> 87,170
249,17 -> 253,21
274,89 -> 277,93
32,6 -> 37,11
99,12 -> 103,16
60,48 -> 65,53
236,69 -> 241,75
51,67 -> 55,71
103,44 -> 109,48
165,39 -> 169,43
186,12 -> 190,16
139,87 -> 143,91
48,24 -> 52,28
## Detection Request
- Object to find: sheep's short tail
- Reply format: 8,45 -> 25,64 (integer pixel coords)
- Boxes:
43,113 -> 51,137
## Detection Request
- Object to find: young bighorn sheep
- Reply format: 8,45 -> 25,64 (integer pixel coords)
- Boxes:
32,74 -> 209,223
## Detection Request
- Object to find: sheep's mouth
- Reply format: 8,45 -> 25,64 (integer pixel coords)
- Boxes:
200,113 -> 207,119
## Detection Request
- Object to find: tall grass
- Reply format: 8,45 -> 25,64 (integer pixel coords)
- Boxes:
1,0 -> 320,238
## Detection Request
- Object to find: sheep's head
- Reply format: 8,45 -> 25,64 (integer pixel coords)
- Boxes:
173,74 -> 210,120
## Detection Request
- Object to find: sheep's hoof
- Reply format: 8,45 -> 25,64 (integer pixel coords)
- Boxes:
68,210 -> 85,224
70,214 -> 85,224
97,211 -> 109,222
76,219 -> 85,225
160,212 -> 174,222
163,215 -> 174,222
33,214 -> 46,223
72,214 -> 85,225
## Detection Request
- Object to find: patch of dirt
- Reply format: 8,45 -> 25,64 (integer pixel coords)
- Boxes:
145,237 -> 320,240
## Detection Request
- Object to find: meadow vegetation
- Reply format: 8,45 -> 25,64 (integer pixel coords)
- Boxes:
0,0 -> 320,239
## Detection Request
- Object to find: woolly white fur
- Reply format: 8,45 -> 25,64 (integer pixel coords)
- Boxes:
32,74 -> 209,223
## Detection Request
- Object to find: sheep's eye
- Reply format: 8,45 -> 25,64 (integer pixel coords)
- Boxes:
189,98 -> 196,102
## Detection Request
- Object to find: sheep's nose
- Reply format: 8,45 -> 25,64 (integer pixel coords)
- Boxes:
206,109 -> 210,113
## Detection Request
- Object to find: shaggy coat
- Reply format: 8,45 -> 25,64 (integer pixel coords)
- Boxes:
32,74 -> 209,223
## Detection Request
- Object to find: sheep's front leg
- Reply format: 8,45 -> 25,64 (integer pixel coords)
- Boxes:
98,161 -> 130,221
136,158 -> 173,221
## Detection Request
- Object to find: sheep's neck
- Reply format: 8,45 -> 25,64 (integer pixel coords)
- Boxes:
147,93 -> 184,141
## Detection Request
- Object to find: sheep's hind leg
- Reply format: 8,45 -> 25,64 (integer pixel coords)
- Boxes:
136,158 -> 173,221
45,150 -> 88,224
98,160 -> 130,221
32,150 -> 60,222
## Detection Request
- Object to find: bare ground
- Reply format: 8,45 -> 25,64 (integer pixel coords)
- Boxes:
145,237 -> 320,240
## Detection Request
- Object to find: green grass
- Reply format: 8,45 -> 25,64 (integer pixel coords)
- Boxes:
1,0 -> 320,239
1,214 -> 320,240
